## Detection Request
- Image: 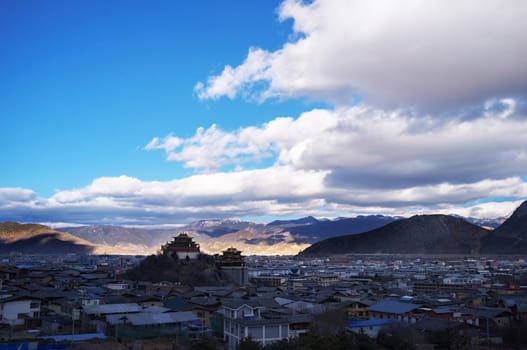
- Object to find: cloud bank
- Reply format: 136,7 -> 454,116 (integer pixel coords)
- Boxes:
195,0 -> 527,110
3,99 -> 527,225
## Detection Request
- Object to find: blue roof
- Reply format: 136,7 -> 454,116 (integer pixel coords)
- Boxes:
368,299 -> 422,314
432,307 -> 452,314
346,319 -> 398,328
39,333 -> 106,342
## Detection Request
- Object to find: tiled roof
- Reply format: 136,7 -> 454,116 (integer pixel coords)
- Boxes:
124,311 -> 198,326
368,299 -> 422,314
83,303 -> 141,315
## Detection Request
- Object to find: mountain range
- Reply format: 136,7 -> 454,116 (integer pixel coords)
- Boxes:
302,201 -> 527,256
0,202 -> 523,256
59,215 -> 411,255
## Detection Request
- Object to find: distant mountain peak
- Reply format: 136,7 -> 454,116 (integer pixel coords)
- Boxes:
267,216 -> 319,227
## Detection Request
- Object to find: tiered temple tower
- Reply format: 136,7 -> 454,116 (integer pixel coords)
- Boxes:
217,247 -> 248,285
162,232 -> 200,260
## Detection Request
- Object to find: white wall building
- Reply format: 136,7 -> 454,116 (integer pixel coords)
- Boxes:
220,300 -> 290,350
0,296 -> 41,326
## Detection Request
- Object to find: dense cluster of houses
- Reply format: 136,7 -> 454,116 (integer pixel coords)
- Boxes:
0,250 -> 526,349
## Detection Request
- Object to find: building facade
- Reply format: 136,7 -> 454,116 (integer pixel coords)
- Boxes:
219,300 -> 290,350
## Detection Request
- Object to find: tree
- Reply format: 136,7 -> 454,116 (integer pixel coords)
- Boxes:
237,337 -> 263,350
377,329 -> 416,350
190,335 -> 219,350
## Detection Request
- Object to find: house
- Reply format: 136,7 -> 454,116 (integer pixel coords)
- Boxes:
137,296 -> 163,308
461,307 -> 513,329
83,303 -> 142,317
219,299 -> 290,350
103,281 -> 130,291
107,311 -> 201,340
187,297 -> 220,328
343,299 -> 375,320
0,295 -> 41,326
287,313 -> 312,337
367,299 -> 423,323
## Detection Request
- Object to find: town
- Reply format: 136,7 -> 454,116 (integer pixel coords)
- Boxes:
0,232 -> 526,349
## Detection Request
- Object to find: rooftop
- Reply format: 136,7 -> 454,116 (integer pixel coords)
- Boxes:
368,299 -> 422,314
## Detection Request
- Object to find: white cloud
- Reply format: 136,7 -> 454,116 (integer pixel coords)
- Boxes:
147,100 -> 527,190
436,200 -> 526,220
3,98 -> 527,225
1,173 -> 525,226
194,48 -> 275,101
195,0 -> 527,110
0,188 -> 36,204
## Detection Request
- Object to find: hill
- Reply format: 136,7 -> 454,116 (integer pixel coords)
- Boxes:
301,215 -> 489,256
481,200 -> 527,254
124,253 -> 225,285
0,222 -> 97,255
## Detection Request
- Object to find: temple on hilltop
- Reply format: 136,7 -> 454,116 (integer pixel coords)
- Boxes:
162,232 -> 200,260
218,247 -> 245,267
217,247 -> 248,285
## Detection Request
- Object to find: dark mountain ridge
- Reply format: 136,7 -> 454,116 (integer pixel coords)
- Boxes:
301,200 -> 527,256
301,214 -> 489,255
481,201 -> 527,254
284,215 -> 399,242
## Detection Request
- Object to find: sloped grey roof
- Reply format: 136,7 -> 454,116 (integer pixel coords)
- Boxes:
284,301 -> 327,314
462,307 -> 511,318
368,299 -> 422,314
125,311 -> 198,326
83,303 -> 141,315
221,298 -> 261,310
141,306 -> 170,313
221,297 -> 280,310
274,297 -> 294,306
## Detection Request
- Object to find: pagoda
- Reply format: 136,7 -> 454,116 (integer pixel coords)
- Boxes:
162,232 -> 200,260
218,247 -> 245,267
217,247 -> 248,285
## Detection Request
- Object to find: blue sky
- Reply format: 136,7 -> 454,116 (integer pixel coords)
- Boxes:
1,0 -> 302,194
1,0 -> 527,226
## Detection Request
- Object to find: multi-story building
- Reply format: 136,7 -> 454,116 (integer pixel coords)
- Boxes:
0,295 -> 41,326
219,299 -> 290,350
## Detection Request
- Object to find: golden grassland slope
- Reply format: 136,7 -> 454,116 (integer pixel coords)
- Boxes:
0,222 -> 115,254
